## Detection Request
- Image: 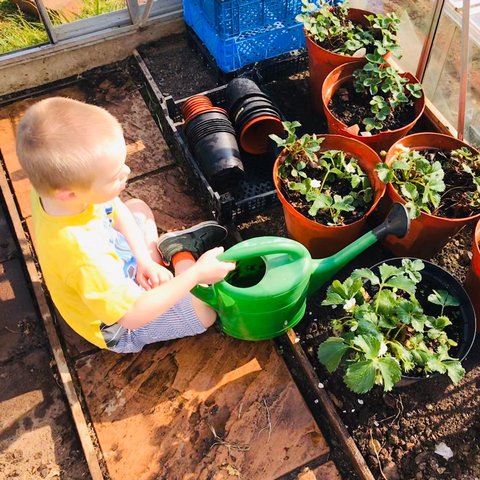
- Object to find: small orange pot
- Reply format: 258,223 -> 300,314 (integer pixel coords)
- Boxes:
273,135 -> 385,258
239,114 -> 284,155
321,61 -> 425,154
181,95 -> 227,125
306,7 -> 375,112
464,220 -> 480,329
381,133 -> 480,258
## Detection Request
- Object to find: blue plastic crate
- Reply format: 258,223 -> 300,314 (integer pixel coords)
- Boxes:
184,1 -> 305,72
186,0 -> 303,39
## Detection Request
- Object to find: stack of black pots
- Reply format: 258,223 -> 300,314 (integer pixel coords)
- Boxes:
182,95 -> 244,191
225,78 -> 284,155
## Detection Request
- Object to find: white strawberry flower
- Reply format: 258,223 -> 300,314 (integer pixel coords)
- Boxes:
344,297 -> 356,311
310,179 -> 321,188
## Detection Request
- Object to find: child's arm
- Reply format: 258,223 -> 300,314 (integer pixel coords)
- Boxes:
112,198 -> 172,289
118,247 -> 235,329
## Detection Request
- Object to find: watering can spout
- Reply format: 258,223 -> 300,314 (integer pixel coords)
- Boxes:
371,203 -> 410,241
307,203 -> 410,295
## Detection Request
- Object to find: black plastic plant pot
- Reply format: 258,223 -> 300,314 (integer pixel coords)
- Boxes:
232,100 -> 282,125
225,77 -> 271,114
370,257 -> 477,387
184,111 -> 232,138
191,131 -> 245,191
230,95 -> 280,119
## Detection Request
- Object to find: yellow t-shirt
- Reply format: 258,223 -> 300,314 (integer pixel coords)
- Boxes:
31,192 -> 142,348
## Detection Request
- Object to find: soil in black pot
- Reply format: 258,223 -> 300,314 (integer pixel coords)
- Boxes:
329,85 -> 418,133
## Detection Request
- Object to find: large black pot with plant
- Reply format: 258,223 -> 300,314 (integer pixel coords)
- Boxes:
316,257 -> 476,393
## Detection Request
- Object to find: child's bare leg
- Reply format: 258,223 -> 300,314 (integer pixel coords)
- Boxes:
124,198 -> 162,264
173,258 -> 217,328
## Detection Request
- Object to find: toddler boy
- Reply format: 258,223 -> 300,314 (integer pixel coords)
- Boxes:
16,97 -> 235,353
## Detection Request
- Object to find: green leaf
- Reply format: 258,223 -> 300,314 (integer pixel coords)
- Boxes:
379,264 -> 403,282
352,334 -> 383,359
317,337 -> 349,373
351,267 -> 380,285
428,290 -> 460,308
444,360 -> 465,384
384,274 -> 416,295
426,356 -> 447,375
375,289 -> 398,316
344,360 -> 376,393
375,163 -> 393,183
378,357 -> 402,391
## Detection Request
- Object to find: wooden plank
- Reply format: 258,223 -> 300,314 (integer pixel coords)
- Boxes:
0,154 -> 105,480
75,329 -> 330,480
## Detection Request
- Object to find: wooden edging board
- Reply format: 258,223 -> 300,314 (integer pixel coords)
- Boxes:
283,330 -> 376,480
0,161 -> 104,480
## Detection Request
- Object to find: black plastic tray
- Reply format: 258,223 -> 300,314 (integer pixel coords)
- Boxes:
134,48 -> 311,224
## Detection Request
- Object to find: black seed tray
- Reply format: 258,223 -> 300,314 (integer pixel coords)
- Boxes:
134,48 -> 310,224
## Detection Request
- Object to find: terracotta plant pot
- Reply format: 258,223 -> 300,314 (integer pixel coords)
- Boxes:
306,7 -> 375,112
381,133 -> 480,258
226,78 -> 283,154
273,134 -> 385,258
464,220 -> 480,329
321,61 -> 425,153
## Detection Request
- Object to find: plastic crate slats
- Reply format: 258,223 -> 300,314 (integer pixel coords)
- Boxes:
183,0 -> 305,72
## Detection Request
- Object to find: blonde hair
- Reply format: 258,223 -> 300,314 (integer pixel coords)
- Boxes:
16,97 -> 124,195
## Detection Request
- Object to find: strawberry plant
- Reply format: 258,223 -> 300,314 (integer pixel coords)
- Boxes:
270,121 -> 373,225
376,146 -> 480,219
296,0 -> 401,57
317,258 -> 465,394
352,52 -> 423,133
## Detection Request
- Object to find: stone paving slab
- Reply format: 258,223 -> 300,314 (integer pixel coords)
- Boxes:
0,65 -> 175,221
297,461 -> 342,479
76,328 -> 330,480
0,348 -> 89,478
123,166 -> 210,233
89,75 -> 176,177
0,258 -> 45,363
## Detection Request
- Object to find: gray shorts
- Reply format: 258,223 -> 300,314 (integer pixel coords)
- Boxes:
106,211 -> 206,353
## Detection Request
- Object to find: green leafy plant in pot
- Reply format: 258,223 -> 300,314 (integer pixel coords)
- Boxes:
317,258 -> 476,393
297,0 -> 401,110
271,121 -> 385,257
322,53 -> 425,153
376,132 -> 480,258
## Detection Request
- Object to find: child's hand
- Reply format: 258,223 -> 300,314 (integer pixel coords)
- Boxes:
136,261 -> 173,290
194,247 -> 236,284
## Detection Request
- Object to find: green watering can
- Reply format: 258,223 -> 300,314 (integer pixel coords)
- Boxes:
192,204 -> 410,340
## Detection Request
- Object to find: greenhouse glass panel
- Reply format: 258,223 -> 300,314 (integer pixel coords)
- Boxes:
0,0 -> 50,55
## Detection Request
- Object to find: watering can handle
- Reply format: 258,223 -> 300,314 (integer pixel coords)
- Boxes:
218,236 -> 308,263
